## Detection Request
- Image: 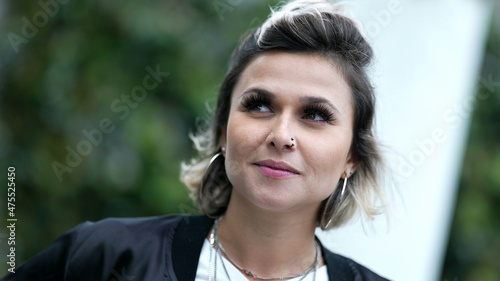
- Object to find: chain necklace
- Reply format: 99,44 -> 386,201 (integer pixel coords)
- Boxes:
208,217 -> 319,281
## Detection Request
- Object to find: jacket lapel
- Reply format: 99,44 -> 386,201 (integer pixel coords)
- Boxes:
319,238 -> 355,281
171,215 -> 214,280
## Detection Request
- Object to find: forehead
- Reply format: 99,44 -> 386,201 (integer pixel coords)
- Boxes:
233,51 -> 353,116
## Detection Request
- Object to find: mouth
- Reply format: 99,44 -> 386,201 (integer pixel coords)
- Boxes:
253,160 -> 300,179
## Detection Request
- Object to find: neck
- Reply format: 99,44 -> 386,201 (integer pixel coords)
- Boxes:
216,192 -> 321,279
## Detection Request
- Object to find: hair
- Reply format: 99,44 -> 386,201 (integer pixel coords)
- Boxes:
181,0 -> 385,229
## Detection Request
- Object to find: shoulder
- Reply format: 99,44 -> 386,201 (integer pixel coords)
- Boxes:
71,214 -> 184,241
321,244 -> 390,281
61,214 -> 185,256
2,215 -> 187,281
64,215 -> 187,266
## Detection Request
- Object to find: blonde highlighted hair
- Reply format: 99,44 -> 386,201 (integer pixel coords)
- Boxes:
181,0 -> 385,229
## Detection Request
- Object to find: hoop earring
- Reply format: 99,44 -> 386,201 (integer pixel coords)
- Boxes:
322,176 -> 349,230
341,176 -> 348,198
199,151 -> 224,217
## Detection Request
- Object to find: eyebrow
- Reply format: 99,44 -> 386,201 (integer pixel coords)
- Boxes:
242,88 -> 275,99
242,87 -> 341,115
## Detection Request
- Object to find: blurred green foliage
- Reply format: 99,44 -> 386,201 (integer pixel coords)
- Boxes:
0,0 -> 279,271
0,0 -> 499,280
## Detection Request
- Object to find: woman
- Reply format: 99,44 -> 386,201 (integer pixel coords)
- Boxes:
2,0 -> 388,280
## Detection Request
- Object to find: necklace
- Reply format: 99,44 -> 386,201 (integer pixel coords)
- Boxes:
208,217 -> 319,281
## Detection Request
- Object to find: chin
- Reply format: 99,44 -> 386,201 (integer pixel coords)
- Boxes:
230,180 -> 312,213
248,192 -> 305,213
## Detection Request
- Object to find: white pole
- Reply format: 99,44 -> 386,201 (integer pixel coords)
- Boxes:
317,1 -> 492,280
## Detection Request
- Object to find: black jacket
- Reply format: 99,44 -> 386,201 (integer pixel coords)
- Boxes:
1,215 -> 389,281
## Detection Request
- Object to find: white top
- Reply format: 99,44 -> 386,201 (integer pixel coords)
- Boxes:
195,238 -> 328,281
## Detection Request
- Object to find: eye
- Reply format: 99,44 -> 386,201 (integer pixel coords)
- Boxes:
303,104 -> 335,124
240,94 -> 272,113
252,104 -> 271,112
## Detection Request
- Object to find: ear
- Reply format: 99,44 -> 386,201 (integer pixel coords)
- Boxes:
344,152 -> 358,177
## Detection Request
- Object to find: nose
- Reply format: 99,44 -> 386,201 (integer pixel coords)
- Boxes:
266,116 -> 296,151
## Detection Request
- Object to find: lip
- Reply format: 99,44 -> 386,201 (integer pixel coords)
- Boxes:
253,160 -> 300,179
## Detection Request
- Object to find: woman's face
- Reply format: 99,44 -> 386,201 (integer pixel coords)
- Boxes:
220,52 -> 356,214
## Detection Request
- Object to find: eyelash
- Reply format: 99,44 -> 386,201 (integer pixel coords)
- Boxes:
303,104 -> 335,123
240,94 -> 335,124
240,94 -> 271,112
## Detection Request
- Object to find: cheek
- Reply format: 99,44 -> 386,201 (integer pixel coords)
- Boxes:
224,115 -> 266,187
225,115 -> 264,162
305,134 -> 351,179
307,146 -> 349,199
